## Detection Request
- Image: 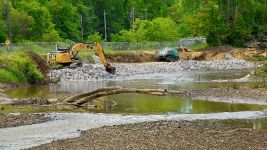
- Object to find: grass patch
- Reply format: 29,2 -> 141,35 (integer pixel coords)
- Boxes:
0,52 -> 47,84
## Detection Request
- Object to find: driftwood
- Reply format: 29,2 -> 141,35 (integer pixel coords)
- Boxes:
60,86 -> 182,107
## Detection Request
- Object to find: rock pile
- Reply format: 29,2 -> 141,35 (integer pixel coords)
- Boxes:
49,58 -> 256,81
11,98 -> 49,105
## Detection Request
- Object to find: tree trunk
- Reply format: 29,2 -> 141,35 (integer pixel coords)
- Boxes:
60,86 -> 182,107
218,0 -> 222,15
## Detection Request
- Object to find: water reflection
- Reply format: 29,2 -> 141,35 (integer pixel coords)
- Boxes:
199,117 -> 267,130
4,70 -> 252,98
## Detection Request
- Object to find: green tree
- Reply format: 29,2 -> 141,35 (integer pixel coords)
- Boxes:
46,0 -> 79,41
14,0 -> 61,41
87,32 -> 103,42
112,18 -> 179,42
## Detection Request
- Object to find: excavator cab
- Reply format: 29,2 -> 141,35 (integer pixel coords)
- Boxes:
47,42 -> 116,74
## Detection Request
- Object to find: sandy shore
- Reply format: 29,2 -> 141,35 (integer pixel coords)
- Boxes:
0,114 -> 49,128
29,120 -> 267,150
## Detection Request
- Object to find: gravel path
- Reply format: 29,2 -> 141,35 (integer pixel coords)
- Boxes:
0,114 -> 49,128
29,121 -> 267,150
50,59 -> 256,81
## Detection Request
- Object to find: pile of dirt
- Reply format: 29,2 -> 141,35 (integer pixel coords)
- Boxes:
26,51 -> 50,78
201,46 -> 235,53
30,121 -> 267,150
107,52 -> 156,63
233,48 -> 267,59
180,51 -> 228,61
0,114 -> 49,128
180,46 -> 235,61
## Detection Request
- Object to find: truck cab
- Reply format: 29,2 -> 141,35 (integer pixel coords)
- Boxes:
156,47 -> 179,62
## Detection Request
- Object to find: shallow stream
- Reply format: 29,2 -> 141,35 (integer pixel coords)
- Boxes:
1,70 -> 267,149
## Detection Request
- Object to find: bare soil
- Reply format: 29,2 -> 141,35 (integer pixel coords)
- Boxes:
0,113 -> 49,128
29,121 -> 267,150
106,47 -> 266,62
107,52 -> 156,63
26,51 -> 50,78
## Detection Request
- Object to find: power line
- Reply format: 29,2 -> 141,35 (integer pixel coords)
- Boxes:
144,8 -> 148,20
80,15 -> 83,41
132,6 -> 135,25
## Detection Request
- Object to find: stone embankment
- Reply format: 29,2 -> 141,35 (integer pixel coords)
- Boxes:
49,57 -> 256,81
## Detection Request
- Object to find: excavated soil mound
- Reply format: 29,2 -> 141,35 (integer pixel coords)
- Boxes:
180,46 -> 235,61
26,51 -> 50,78
107,52 -> 156,63
233,48 -> 267,59
180,52 -> 227,61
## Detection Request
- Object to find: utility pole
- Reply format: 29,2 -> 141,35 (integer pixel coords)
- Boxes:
80,15 -> 83,41
5,0 -> 12,49
144,8 -> 148,20
104,10 -> 107,42
132,6 -> 135,26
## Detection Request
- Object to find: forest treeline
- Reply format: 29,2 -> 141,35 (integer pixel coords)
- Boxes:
0,0 -> 267,46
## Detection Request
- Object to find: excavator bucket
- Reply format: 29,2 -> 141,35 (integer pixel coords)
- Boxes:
106,66 -> 116,74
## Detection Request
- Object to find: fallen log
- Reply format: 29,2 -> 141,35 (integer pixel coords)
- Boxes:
61,86 -> 182,107
62,86 -> 123,103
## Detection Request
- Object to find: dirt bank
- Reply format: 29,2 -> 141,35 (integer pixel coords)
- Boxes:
107,52 -> 156,63
29,120 -> 267,150
179,86 -> 267,105
105,47 -> 266,62
0,114 -> 49,128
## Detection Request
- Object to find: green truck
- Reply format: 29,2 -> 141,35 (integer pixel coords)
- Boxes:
156,47 -> 179,62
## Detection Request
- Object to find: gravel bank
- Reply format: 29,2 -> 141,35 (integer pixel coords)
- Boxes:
11,98 -> 49,105
50,59 -> 256,81
0,114 -> 49,128
29,121 -> 267,150
179,87 -> 267,105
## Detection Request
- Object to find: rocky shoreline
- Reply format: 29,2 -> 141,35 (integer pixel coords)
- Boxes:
179,86 -> 267,105
0,114 -> 49,128
29,120 -> 267,150
49,59 -> 256,81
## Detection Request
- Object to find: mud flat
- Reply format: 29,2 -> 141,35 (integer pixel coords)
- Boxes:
29,120 -> 267,150
179,87 -> 267,105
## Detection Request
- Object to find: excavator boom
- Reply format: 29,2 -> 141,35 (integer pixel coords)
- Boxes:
47,42 -> 116,74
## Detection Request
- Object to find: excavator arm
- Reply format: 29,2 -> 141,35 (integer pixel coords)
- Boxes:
70,42 -> 116,74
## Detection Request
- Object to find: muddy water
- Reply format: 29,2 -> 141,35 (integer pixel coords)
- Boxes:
2,70 -> 266,115
4,70 -> 252,98
1,94 -> 267,114
1,70 -> 267,149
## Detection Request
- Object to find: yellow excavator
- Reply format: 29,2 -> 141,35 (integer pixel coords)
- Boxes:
47,42 -> 116,74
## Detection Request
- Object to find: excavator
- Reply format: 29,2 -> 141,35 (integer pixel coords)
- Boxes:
47,42 -> 116,74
